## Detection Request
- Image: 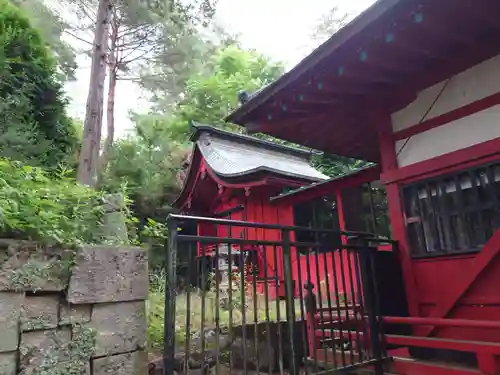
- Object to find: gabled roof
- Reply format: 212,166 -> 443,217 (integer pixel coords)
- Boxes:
191,122 -> 328,181
225,0 -> 500,162
172,123 -> 328,210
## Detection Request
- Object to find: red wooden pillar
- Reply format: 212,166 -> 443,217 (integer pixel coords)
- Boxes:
375,110 -> 420,317
477,352 -> 500,375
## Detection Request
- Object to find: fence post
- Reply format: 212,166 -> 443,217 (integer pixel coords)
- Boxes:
164,217 -> 179,375
282,228 -> 299,375
357,238 -> 384,375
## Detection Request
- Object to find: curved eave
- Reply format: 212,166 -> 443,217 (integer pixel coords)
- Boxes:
172,147 -> 324,210
208,165 -> 326,183
172,147 -> 203,210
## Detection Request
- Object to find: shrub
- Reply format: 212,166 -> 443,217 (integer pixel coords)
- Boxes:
0,0 -> 77,168
0,159 -> 104,245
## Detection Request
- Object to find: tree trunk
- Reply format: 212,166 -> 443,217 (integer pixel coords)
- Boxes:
99,23 -> 119,175
77,0 -> 113,186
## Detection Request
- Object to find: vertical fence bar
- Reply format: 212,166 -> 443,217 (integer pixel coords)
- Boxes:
227,217 -> 234,375
200,242 -> 207,371
262,245 -> 274,375
164,217 -> 179,375
183,243 -> 193,372
282,229 -> 298,375
357,240 -> 384,375
215,240 -> 221,375
295,244 -> 308,360
273,244 -> 285,375
239,248 -> 248,375
368,182 -> 378,234
345,249 -> 363,360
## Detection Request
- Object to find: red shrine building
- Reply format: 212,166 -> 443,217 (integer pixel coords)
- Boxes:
174,122 -> 333,298
174,123 -> 388,300
223,0 -> 500,374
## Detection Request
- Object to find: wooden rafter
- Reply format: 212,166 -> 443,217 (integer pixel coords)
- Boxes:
356,48 -> 418,74
452,0 -> 500,31
417,10 -> 478,47
332,66 -> 396,85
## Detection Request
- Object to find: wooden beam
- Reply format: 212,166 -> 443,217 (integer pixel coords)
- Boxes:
289,81 -> 369,96
386,335 -> 500,355
417,229 -> 500,337
380,38 -> 500,115
385,29 -> 445,60
270,165 -> 381,205
303,108 -> 361,149
334,66 -> 397,84
358,49 -> 418,74
417,11 -> 477,47
429,0 -> 500,33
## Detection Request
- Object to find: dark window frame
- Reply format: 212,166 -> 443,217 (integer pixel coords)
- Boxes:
402,160 -> 500,258
292,195 -> 341,252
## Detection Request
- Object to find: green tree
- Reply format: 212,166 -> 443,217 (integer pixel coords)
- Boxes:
0,0 -> 78,167
98,118 -> 186,220
100,45 -> 284,219
10,0 -> 78,81
137,45 -> 285,143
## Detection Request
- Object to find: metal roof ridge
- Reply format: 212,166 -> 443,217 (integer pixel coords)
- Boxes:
189,120 -> 320,159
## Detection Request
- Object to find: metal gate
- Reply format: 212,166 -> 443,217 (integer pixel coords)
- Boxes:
162,214 -> 391,375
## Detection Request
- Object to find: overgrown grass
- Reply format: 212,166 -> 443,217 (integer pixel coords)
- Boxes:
147,270 -> 303,353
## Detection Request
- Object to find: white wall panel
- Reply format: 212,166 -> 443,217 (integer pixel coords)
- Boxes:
395,105 -> 500,167
391,54 -> 500,133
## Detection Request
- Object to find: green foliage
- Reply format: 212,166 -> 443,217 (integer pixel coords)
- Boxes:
10,0 -> 78,81
312,153 -> 371,177
0,159 -> 105,244
147,271 -> 167,352
161,46 -> 285,142
99,130 -> 185,219
146,268 -> 302,353
0,0 -> 77,167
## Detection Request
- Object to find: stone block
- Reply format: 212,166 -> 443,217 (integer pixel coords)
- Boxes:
0,292 -> 23,352
0,352 -> 17,375
59,302 -> 92,326
101,193 -> 129,244
19,328 -> 71,375
93,351 -> 147,375
21,295 -> 59,331
91,301 -> 146,357
67,246 -> 148,304
0,240 -> 71,292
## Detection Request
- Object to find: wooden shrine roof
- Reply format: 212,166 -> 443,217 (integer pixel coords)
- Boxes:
172,123 -> 328,210
191,122 -> 328,182
226,0 -> 500,162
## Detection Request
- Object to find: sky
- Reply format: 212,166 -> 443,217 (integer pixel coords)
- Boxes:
64,0 -> 375,137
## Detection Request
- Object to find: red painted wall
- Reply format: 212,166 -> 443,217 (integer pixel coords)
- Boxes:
377,93 -> 500,346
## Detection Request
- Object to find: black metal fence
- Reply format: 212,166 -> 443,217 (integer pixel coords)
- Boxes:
163,214 -> 392,375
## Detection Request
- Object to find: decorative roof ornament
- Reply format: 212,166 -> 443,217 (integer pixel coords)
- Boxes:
237,90 -> 249,105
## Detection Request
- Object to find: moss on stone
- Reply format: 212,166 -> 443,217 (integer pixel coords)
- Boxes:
34,324 -> 96,375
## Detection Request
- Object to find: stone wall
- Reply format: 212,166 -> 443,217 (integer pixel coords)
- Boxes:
0,241 -> 148,375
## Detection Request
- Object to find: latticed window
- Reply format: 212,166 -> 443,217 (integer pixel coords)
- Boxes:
402,161 -> 500,257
